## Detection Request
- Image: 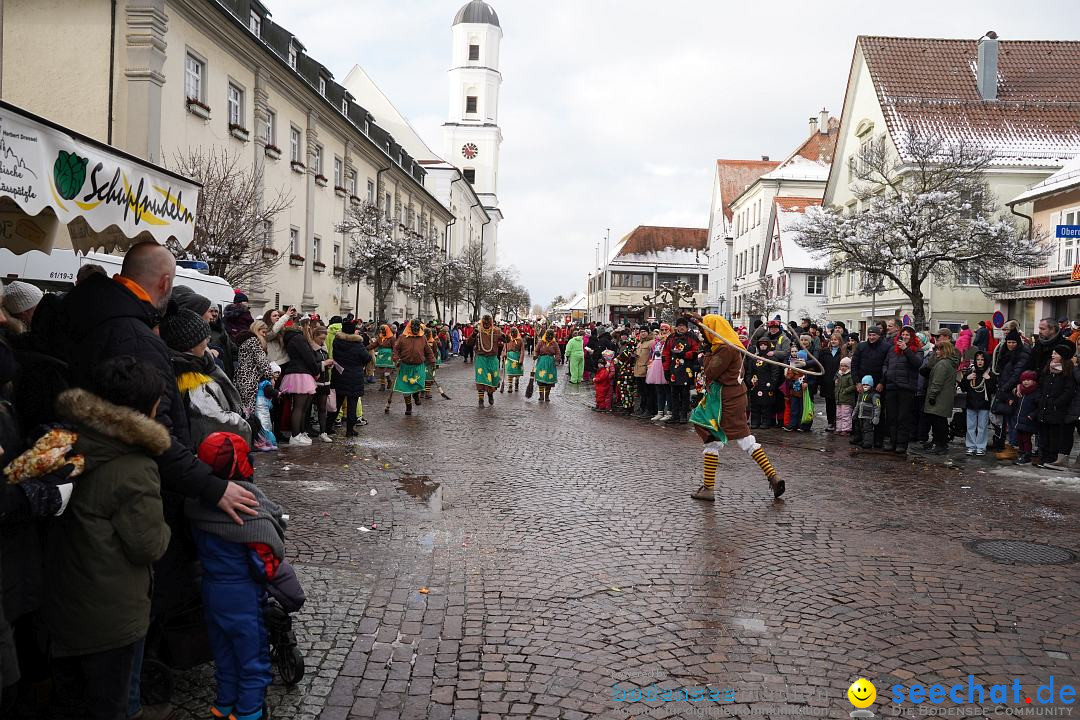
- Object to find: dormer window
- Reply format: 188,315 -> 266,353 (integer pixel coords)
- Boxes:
288,44 -> 297,69
318,77 -> 326,96
341,97 -> 348,114
249,11 -> 261,36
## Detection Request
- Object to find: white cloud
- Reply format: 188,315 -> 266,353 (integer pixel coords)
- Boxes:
268,0 -> 1080,305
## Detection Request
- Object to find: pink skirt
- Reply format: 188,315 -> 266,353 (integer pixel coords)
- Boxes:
279,373 -> 317,395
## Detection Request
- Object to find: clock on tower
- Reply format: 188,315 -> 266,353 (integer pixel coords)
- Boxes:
462,143 -> 479,160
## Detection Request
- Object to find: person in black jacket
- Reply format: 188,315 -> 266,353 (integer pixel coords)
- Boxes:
960,350 -> 997,455
882,326 -> 923,453
990,328 -> 1030,458
60,244 -> 255,519
746,337 -> 783,428
1026,317 -> 1076,375
815,335 -> 845,431
279,320 -> 329,445
1035,345 -> 1080,470
850,326 -> 890,448
332,320 -> 373,437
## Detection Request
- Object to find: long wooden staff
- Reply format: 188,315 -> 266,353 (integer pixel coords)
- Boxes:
687,314 -> 825,377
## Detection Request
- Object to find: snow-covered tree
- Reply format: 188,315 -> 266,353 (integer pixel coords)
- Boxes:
168,148 -> 291,289
793,131 -> 1044,329
337,201 -> 437,323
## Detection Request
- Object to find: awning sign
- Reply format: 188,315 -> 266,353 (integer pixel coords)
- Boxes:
0,101 -> 200,253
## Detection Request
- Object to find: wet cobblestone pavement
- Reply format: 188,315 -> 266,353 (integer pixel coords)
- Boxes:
172,361 -> 1080,720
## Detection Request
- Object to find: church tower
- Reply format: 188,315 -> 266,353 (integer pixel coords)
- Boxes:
444,0 -> 503,266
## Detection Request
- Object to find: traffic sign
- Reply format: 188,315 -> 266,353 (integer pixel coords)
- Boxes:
992,311 -> 1005,329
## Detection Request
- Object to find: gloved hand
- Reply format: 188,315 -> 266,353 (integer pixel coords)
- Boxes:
18,464 -> 76,517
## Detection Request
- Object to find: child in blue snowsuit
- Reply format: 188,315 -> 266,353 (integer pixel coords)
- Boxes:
187,432 -> 300,720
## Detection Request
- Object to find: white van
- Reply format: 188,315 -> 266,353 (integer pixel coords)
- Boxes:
0,248 -> 235,308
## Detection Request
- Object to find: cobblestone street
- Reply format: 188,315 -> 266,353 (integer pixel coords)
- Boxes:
173,360 -> 1080,720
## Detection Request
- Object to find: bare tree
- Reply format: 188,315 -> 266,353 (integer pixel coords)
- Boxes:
793,131 -> 1043,328
168,148 -> 291,289
460,242 -> 490,321
337,201 -> 437,323
741,281 -> 790,322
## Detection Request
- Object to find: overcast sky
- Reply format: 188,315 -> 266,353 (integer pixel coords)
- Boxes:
270,0 -> 1080,307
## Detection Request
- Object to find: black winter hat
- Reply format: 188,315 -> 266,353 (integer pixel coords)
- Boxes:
1054,343 -> 1076,363
233,292 -> 249,304
1005,329 -> 1023,343
161,308 -> 211,352
174,288 -> 211,316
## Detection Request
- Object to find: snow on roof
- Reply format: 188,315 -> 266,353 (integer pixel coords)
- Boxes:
1009,154 -> 1080,205
761,154 -> 832,182
714,160 -> 779,222
342,65 -> 443,162
773,198 -> 825,271
609,226 -> 707,264
859,36 -> 1080,167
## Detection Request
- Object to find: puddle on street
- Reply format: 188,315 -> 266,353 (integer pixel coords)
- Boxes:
397,475 -> 443,514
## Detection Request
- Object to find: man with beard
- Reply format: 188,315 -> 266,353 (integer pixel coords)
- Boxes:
1027,317 -> 1077,375
467,314 -> 504,406
750,319 -> 791,359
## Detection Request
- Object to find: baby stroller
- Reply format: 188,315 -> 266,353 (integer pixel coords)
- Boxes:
140,563 -> 307,704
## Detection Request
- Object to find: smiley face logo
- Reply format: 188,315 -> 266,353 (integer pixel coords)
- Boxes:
848,678 -> 876,708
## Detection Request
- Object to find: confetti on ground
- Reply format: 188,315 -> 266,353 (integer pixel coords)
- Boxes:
418,587 -> 429,594
357,526 -> 371,532
322,512 -> 330,517
370,489 -> 378,496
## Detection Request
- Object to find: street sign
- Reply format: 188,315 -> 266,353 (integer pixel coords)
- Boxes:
992,311 -> 1004,328
1056,225 -> 1080,238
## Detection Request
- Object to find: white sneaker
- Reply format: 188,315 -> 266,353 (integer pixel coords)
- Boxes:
662,411 -> 673,421
650,412 -> 664,421
318,432 -> 332,443
291,433 -> 312,446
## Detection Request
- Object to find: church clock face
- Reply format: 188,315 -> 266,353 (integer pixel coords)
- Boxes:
461,143 -> 479,160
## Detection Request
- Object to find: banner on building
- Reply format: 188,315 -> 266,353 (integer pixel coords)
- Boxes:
0,100 -> 200,255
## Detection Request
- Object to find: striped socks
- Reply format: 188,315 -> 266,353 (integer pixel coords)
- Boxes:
703,452 -> 719,490
478,389 -> 485,406
751,447 -> 777,480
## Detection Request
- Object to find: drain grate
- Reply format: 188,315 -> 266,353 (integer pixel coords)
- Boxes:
967,540 -> 1076,565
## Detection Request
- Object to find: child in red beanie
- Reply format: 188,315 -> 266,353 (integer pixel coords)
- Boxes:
187,432 -> 303,720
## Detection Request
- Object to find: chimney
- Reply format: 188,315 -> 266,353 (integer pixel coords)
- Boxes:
819,108 -> 829,134
977,31 -> 999,101
808,116 -> 819,136
761,155 -> 769,161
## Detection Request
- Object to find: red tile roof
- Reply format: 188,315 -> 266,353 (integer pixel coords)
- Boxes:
615,226 -> 707,257
774,197 -> 823,214
715,159 -> 780,222
790,118 -> 840,164
859,36 -> 1080,165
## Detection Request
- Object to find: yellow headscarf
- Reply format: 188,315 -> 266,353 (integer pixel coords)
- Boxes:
699,314 -> 742,351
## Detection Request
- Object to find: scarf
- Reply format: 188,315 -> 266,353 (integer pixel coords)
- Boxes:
1017,381 -> 1039,396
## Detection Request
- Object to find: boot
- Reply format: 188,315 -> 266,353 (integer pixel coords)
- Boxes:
414,393 -> 422,406
996,444 -> 1018,461
690,485 -> 715,501
487,392 -> 495,406
1014,452 -> 1031,465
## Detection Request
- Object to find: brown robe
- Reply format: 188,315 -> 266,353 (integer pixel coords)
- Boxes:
702,343 -> 750,441
393,334 -> 434,366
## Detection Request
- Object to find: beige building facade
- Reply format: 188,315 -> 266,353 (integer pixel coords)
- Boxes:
1,0 -> 453,321
822,34 -> 1080,336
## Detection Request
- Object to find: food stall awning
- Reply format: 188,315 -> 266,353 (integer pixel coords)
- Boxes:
0,100 -> 201,255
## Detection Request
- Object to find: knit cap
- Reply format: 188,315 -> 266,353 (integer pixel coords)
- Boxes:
1005,329 -> 1022,343
2,281 -> 43,315
160,308 -> 211,352
840,357 -> 851,366
198,432 -> 253,481
861,375 -> 874,386
1020,370 -> 1038,383
173,287 -> 211,316
233,291 -> 249,304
